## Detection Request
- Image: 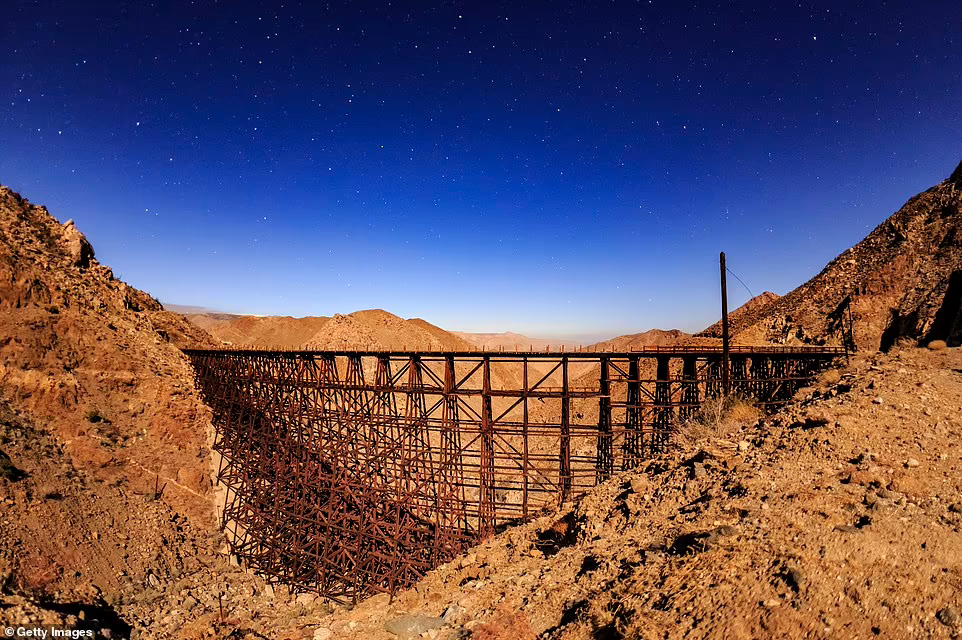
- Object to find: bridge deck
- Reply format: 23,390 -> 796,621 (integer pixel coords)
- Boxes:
184,345 -> 846,358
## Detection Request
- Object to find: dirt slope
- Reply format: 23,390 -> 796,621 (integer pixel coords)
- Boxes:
734,162 -> 962,350
302,309 -> 479,352
407,318 -> 483,352
588,328 -> 694,351
185,311 -> 483,353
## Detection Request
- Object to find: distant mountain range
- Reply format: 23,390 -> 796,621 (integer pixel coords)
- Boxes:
180,308 -> 704,352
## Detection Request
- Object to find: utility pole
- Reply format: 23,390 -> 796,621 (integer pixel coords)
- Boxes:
846,295 -> 857,355
720,251 -> 730,396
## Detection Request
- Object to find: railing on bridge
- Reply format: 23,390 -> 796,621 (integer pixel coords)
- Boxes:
183,346 -> 843,602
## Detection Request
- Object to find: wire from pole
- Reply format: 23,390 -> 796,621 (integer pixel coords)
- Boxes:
726,266 -> 754,300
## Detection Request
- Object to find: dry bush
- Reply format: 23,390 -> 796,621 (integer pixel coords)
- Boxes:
473,609 -> 538,640
14,550 -> 63,598
675,394 -> 762,446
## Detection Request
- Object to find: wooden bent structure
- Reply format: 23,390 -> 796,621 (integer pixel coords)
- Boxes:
184,345 -> 843,602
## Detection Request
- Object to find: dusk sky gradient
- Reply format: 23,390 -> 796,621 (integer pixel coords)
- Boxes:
1,1 -> 960,338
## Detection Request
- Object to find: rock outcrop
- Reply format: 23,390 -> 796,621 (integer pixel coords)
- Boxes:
0,185 -> 217,520
61,219 -> 95,268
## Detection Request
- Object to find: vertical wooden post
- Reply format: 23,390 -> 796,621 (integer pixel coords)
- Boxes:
654,356 -> 672,453
596,357 -> 612,481
438,355 -> 458,556
480,356 -> 495,538
522,355 -> 529,517
680,355 -> 699,422
443,355 -> 454,394
720,251 -> 731,397
560,356 -> 571,503
624,356 -> 641,468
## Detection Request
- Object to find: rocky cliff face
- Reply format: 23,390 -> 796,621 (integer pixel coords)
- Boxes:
0,186 -> 216,521
735,162 -> 962,350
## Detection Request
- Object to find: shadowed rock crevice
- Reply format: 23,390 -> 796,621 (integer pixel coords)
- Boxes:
950,160 -> 962,189
924,269 -> 962,347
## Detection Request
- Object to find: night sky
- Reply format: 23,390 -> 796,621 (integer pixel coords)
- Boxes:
1,1 -> 960,338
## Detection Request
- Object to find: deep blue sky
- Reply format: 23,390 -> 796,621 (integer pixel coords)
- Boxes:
1,1 -> 960,337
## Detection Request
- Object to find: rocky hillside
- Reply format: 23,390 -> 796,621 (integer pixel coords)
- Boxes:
734,162 -> 962,350
588,328 -> 697,351
188,309 -> 705,355
302,309 -> 478,352
0,186 -> 216,517
185,309 -> 490,352
698,291 -> 780,339
186,312 -> 331,348
0,185 -> 222,621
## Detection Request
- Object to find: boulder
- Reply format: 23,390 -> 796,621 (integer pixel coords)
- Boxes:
384,614 -> 444,639
62,219 -> 95,268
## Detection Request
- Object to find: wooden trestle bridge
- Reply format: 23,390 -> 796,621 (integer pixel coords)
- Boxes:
184,345 -> 844,602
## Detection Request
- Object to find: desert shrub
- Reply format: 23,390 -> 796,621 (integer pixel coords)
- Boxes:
675,394 -> 761,445
14,550 -> 62,598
